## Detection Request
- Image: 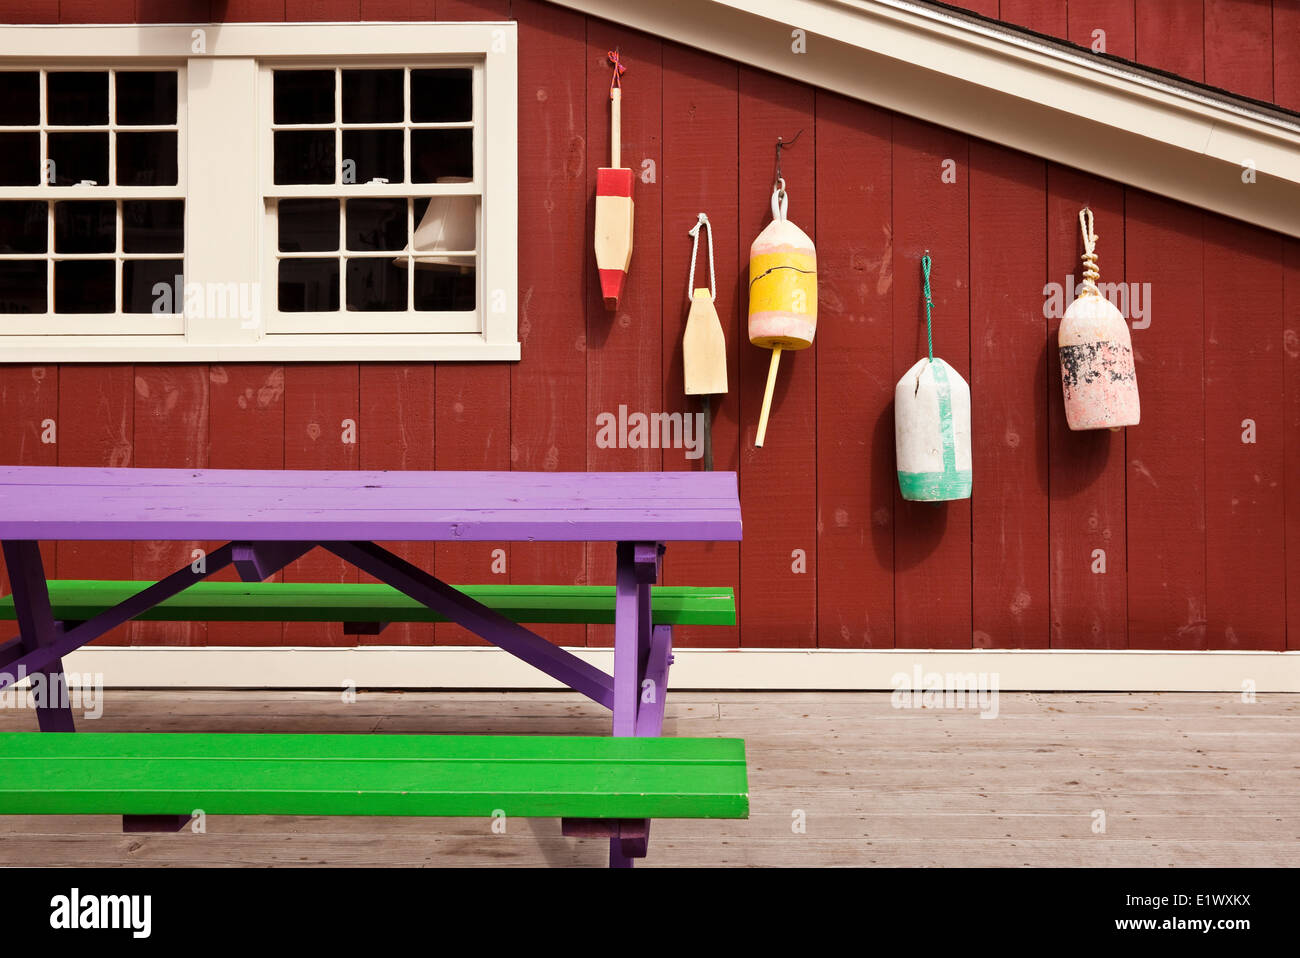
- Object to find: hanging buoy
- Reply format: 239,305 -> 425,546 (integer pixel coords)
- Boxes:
1058,208 -> 1139,430
683,213 -> 727,471
895,253 -> 972,502
750,175 -> 816,447
594,50 -> 633,310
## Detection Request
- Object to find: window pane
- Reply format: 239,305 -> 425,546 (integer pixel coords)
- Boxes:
347,258 -> 407,311
55,260 -> 114,313
47,132 -> 109,186
123,200 -> 184,253
54,201 -> 115,254
274,130 -> 335,185
279,258 -> 339,311
341,130 -> 403,184
0,72 -> 39,126
411,69 -> 472,123
414,263 -> 475,311
411,129 -> 472,182
411,194 -> 476,257
342,69 -> 403,124
0,133 -> 40,185
123,259 -> 183,313
116,131 -> 179,186
115,71 -> 178,126
278,199 -> 338,252
346,198 -> 406,251
0,201 -> 47,253
274,70 -> 334,125
47,71 -> 108,126
0,261 -> 46,313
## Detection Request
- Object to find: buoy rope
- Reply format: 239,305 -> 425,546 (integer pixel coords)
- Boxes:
607,49 -> 626,95
922,252 -> 935,363
687,212 -> 716,302
1079,206 -> 1100,296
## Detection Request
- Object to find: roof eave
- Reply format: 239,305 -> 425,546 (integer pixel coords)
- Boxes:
554,0 -> 1300,238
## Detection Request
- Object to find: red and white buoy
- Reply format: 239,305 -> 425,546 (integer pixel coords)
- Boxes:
594,50 -> 633,311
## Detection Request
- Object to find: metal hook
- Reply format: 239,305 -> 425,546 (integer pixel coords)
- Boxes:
774,129 -> 803,189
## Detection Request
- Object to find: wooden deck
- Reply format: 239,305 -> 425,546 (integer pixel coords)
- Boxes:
0,690 -> 1296,867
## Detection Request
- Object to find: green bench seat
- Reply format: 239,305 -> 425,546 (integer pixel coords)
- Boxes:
0,731 -> 749,820
0,580 -> 736,627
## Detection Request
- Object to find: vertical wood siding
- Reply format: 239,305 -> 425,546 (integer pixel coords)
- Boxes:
661,42 -> 741,648
969,141 -> 1049,650
0,0 -> 1298,652
891,116 -> 972,649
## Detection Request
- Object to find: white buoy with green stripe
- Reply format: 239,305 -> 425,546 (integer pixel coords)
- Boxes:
894,253 -> 972,502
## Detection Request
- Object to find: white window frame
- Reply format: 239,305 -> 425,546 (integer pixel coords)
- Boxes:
0,22 -> 519,363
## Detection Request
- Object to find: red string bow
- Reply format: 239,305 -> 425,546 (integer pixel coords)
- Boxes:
607,49 -> 626,93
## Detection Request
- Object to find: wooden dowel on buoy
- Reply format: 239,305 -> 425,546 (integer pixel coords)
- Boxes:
610,87 -> 620,167
701,395 -> 714,470
755,346 -> 782,448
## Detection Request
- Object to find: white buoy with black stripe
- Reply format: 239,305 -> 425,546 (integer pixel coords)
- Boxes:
895,253 -> 972,502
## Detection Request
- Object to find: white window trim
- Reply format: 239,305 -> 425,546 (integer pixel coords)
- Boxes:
0,22 -> 520,363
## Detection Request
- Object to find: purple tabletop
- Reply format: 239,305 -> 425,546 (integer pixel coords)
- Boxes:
0,466 -> 743,543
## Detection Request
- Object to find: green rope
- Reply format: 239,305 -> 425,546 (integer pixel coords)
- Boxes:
921,253 -> 935,362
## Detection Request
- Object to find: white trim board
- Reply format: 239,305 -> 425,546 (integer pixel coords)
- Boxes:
0,22 -> 520,363
51,647 -> 1300,693
551,0 -> 1300,238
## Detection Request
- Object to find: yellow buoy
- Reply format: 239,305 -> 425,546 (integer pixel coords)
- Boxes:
749,180 -> 816,447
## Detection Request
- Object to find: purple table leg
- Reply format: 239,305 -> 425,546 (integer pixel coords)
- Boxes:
609,541 -> 664,868
611,542 -> 660,737
1,541 -> 74,732
635,625 -> 673,738
122,815 -> 191,833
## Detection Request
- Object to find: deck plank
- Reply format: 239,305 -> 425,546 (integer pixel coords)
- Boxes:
0,690 -> 1295,866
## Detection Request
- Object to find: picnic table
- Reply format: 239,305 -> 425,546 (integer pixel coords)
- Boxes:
0,466 -> 746,867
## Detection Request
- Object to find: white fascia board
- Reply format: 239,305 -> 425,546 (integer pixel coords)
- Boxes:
54,646 -> 1300,692
551,0 -> 1300,238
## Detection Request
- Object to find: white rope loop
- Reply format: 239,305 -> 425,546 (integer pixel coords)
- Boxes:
1079,207 -> 1100,295
770,177 -> 789,222
687,211 -> 716,302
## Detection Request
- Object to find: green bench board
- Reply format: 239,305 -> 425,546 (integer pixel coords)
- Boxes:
0,732 -> 749,820
0,581 -> 735,626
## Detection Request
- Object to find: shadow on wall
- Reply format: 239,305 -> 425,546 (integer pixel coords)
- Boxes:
1040,336 -> 1114,498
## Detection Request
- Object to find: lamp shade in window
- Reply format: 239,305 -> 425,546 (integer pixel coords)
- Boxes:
397,176 -> 475,269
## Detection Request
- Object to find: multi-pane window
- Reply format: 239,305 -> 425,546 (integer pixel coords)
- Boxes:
0,68 -> 185,330
0,23 -> 517,362
265,65 -> 480,332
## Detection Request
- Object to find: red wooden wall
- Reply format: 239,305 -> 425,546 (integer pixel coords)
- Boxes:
1,0 -> 1298,653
